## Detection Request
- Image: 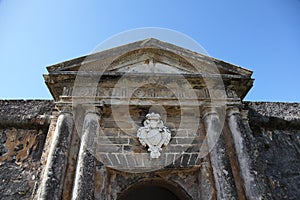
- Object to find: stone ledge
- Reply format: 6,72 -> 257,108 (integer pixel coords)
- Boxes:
96,152 -> 201,170
0,100 -> 54,128
245,101 -> 300,121
245,101 -> 300,130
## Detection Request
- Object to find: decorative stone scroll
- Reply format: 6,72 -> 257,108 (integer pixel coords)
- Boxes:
137,113 -> 171,158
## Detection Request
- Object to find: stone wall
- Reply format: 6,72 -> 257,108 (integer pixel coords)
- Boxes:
96,105 -> 203,171
244,102 -> 300,199
0,100 -> 54,199
0,100 -> 299,199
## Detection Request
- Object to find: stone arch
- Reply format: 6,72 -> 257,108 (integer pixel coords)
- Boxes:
117,178 -> 193,200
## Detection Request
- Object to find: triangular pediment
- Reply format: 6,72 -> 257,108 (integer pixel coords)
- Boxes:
108,58 -> 192,74
44,38 -> 254,101
46,38 -> 252,77
105,48 -> 196,74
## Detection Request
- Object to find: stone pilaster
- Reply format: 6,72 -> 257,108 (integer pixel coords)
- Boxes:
202,106 -> 238,200
227,107 -> 260,200
199,157 -> 216,200
38,106 -> 74,200
72,107 -> 102,200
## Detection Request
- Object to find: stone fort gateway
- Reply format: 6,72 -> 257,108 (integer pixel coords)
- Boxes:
0,39 -> 299,200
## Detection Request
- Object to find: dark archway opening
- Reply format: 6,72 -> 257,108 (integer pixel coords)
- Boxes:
117,179 -> 192,200
120,185 -> 179,200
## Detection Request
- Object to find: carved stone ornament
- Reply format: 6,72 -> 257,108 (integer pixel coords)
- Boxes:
137,113 -> 171,158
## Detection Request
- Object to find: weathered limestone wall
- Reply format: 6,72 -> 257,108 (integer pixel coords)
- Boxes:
244,102 -> 300,199
0,100 -> 54,199
0,100 -> 299,199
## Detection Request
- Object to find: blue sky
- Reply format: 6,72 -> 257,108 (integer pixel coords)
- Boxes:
0,0 -> 299,102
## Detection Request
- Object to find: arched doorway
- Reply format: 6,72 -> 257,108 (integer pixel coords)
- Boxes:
117,179 -> 192,200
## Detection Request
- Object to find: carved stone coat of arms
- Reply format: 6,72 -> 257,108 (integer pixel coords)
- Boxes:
137,113 -> 171,158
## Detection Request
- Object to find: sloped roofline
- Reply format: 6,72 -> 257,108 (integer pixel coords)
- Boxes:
46,38 -> 253,77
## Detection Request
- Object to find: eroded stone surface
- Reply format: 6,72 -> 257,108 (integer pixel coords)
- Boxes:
1,100 -> 299,200
0,100 -> 53,127
245,102 -> 300,199
0,100 -> 54,200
